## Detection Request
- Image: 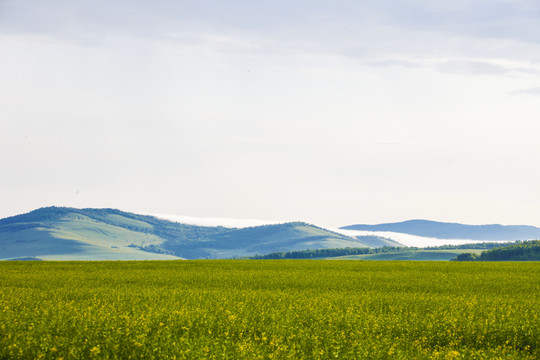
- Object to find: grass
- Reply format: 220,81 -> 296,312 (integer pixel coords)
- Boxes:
0,225 -> 179,261
329,249 -> 485,261
0,261 -> 539,359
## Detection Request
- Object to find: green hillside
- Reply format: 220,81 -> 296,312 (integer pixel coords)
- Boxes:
331,249 -> 485,261
453,240 -> 540,261
0,207 -> 367,260
354,235 -> 404,248
0,209 -> 181,260
251,246 -> 488,261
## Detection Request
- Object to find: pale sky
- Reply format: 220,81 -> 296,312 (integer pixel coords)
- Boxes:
1,0 -> 540,227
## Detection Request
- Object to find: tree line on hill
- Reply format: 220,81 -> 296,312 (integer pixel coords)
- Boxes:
249,246 -> 417,259
453,240 -> 540,261
423,242 -> 520,250
248,241 -> 530,260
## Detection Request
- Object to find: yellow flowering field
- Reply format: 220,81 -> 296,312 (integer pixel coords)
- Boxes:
0,261 -> 538,359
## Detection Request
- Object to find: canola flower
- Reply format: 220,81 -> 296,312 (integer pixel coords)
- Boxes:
0,260 -> 538,359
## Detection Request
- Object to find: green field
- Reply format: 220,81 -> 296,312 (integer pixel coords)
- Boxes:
329,249 -> 485,261
0,261 -> 538,359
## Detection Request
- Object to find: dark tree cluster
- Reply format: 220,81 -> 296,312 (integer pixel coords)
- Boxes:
249,246 -> 414,259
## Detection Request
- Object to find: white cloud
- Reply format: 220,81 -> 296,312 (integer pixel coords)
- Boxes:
511,86 -> 540,96
151,214 -> 283,228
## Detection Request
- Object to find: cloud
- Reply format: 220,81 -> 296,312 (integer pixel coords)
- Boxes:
2,0 -> 540,76
358,58 -> 424,68
331,228 -> 505,247
435,60 -> 532,76
511,86 -> 540,96
354,56 -> 539,77
150,214 -> 283,228
373,0 -> 540,45
2,0 -> 540,228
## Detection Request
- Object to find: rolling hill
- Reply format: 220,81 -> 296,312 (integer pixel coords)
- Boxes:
0,207 -> 369,260
341,219 -> 540,241
250,242 -> 516,261
453,240 -> 540,261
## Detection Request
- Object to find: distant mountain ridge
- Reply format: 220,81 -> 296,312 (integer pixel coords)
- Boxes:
4,208 -> 536,261
0,207 -> 376,260
340,219 -> 540,241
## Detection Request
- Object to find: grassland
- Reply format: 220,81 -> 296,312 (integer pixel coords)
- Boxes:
0,261 -> 538,359
329,249 -> 485,261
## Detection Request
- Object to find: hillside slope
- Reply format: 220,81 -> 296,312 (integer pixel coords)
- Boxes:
341,220 -> 540,241
331,249 -> 485,261
0,208 -> 181,260
0,207 -> 367,260
454,240 -> 540,261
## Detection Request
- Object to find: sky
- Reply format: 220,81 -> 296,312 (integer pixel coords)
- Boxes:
1,0 -> 540,227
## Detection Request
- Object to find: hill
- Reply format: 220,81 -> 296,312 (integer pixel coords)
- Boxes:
341,219 -> 540,241
0,207 -> 368,260
453,240 -> 540,261
353,235 -> 404,247
250,244 -> 506,261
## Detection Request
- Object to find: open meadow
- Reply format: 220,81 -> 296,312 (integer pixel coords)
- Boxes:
0,260 -> 539,359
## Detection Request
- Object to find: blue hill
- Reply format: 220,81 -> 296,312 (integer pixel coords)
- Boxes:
340,220 -> 540,241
